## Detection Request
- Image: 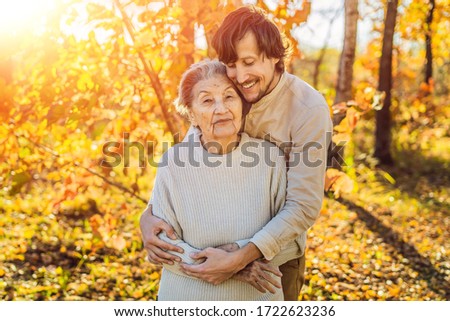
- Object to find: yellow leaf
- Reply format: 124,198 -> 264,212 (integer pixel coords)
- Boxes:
56,267 -> 63,275
111,235 -> 126,251
346,107 -> 360,131
388,286 -> 401,297
334,116 -> 349,133
332,132 -> 350,144
325,169 -> 354,198
77,73 -> 94,92
76,283 -> 88,295
132,289 -> 144,299
325,169 -> 342,192
84,240 -> 92,251
381,170 -> 396,184
23,229 -> 35,239
37,119 -> 48,136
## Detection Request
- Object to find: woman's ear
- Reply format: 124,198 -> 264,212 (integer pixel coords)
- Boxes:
188,110 -> 198,127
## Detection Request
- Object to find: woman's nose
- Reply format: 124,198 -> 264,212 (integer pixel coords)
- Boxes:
214,99 -> 227,113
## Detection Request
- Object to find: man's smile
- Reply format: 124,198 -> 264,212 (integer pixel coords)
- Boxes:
241,79 -> 258,89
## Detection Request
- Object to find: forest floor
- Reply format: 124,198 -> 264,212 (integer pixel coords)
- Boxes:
1,116 -> 449,301
301,111 -> 450,300
303,156 -> 449,300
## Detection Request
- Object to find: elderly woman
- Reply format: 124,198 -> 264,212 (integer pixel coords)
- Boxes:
149,60 -> 300,300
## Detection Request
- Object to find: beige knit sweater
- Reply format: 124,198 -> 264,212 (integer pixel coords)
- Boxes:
150,130 -> 301,301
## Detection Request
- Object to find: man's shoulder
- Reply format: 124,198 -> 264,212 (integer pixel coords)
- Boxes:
241,133 -> 285,158
243,133 -> 277,148
283,72 -> 316,91
283,73 -> 328,110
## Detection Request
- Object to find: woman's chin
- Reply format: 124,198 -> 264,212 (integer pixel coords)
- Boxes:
213,127 -> 238,140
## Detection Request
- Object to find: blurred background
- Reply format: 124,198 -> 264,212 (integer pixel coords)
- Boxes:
0,0 -> 448,300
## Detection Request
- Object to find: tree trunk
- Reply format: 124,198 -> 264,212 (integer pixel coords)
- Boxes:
424,0 -> 435,85
334,0 -> 358,105
328,0 -> 357,169
180,0 -> 195,67
374,0 -> 398,165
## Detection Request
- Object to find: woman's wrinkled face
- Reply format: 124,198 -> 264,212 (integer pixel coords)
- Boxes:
189,75 -> 242,144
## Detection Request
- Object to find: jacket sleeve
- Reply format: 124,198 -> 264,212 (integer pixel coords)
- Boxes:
249,103 -> 332,260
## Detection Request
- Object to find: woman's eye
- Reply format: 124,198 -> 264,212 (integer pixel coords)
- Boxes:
202,99 -> 212,104
225,95 -> 234,100
244,61 -> 254,66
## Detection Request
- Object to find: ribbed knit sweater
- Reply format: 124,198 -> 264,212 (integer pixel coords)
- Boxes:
150,130 -> 301,301
179,73 -> 332,262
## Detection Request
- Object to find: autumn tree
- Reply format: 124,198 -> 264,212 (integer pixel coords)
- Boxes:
398,0 -> 449,96
375,0 -> 398,165
424,0 -> 435,86
334,0 -> 359,106
0,0 -> 313,207
328,0 -> 358,169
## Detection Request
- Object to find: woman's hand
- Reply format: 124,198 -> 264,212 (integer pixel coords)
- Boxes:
216,242 -> 240,252
234,260 -> 282,294
140,205 -> 184,265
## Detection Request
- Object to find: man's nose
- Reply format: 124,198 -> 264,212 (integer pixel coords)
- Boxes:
227,67 -> 237,80
236,67 -> 249,85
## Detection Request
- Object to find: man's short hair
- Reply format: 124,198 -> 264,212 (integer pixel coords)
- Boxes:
212,6 -> 292,73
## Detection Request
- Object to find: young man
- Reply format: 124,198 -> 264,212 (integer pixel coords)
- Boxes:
140,6 -> 332,300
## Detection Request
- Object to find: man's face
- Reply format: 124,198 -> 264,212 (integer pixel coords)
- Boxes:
225,31 -> 281,104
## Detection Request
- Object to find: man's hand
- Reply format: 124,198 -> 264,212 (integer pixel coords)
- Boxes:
234,260 -> 282,294
180,243 -> 263,285
216,242 -> 282,293
180,247 -> 243,285
140,205 -> 183,265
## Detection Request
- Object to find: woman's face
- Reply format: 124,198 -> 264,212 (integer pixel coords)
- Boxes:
189,75 -> 242,144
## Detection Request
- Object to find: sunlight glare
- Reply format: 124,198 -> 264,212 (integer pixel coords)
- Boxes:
0,0 -> 56,35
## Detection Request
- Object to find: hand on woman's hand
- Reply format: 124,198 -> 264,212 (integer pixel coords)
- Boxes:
233,260 -> 283,294
140,206 -> 184,265
180,247 -> 242,285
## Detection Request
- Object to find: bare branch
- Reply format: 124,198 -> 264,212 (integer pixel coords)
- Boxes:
113,0 -> 179,142
15,134 -> 148,204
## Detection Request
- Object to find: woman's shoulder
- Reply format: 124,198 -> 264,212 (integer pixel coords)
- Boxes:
158,142 -> 192,168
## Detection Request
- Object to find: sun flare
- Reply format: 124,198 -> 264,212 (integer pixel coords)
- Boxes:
0,0 -> 57,35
